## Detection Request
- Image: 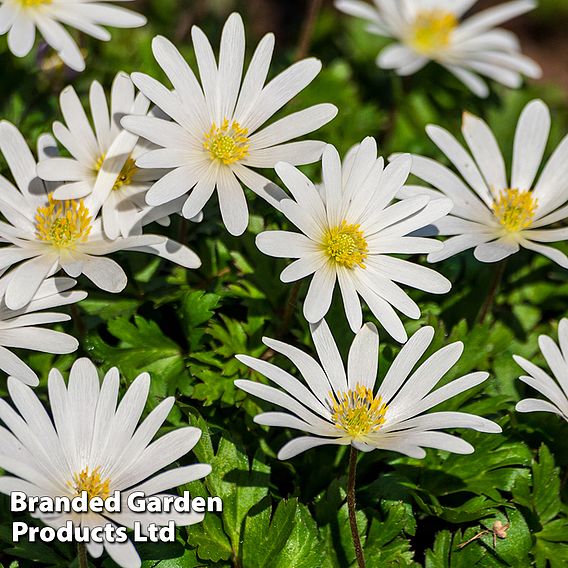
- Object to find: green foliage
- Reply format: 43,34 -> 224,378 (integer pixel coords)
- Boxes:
1,1 -> 568,568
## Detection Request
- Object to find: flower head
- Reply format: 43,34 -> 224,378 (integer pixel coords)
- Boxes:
399,100 -> 568,268
0,358 -> 211,568
515,319 -> 568,422
0,276 -> 85,386
256,139 -> 452,342
236,321 -> 501,459
121,13 -> 338,236
0,121 -> 201,310
36,73 -> 183,240
0,0 -> 146,72
335,0 -> 541,98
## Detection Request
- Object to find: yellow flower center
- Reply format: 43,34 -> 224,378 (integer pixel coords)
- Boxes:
112,157 -> 137,191
408,10 -> 458,55
492,188 -> 538,232
20,0 -> 52,6
323,221 -> 368,269
69,467 -> 111,501
330,385 -> 387,439
35,194 -> 92,249
204,119 -> 249,165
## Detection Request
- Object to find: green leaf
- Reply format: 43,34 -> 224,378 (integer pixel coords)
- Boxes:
188,418 -> 270,562
181,291 -> 220,351
533,444 -> 561,524
242,499 -> 321,568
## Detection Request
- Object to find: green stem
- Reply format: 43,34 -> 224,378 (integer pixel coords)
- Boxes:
478,260 -> 507,324
77,542 -> 88,568
347,447 -> 366,568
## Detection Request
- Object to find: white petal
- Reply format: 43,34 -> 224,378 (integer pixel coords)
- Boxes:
337,268 -> 363,332
5,255 -> 57,311
428,233 -> 494,262
80,256 -> 127,293
130,238 -> 201,269
7,11 -> 35,57
262,337 -> 333,405
256,231 -> 316,258
243,58 -> 322,134
277,436 -> 349,460
310,319 -> 348,394
462,112 -> 506,196
250,104 -> 337,149
347,323 -> 378,391
474,238 -> 519,263
303,265 -> 336,323
533,133 -> 568,217
236,355 -> 330,419
516,398 -> 566,419
217,168 -> 248,236
426,124 -> 493,204
378,327 -> 435,404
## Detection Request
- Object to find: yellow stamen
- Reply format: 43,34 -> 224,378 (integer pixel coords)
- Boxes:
35,194 -> 92,249
68,467 -> 111,501
204,118 -> 249,165
94,154 -> 105,173
20,0 -> 52,6
323,221 -> 368,269
492,188 -> 538,232
112,157 -> 137,191
330,385 -> 387,439
408,10 -> 458,55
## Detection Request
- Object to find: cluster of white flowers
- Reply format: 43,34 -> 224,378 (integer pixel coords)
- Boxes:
0,1 -> 566,567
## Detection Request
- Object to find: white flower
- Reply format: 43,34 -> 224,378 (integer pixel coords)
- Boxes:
0,276 -> 85,386
399,99 -> 568,268
0,358 -> 211,568
236,320 -> 501,459
335,0 -> 541,98
121,12 -> 338,236
36,72 -> 183,240
515,319 -> 568,422
256,139 -> 452,342
0,121 -> 200,311
0,0 -> 146,72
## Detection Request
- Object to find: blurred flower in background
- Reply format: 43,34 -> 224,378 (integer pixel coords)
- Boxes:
0,0 -> 146,72
335,0 -> 541,97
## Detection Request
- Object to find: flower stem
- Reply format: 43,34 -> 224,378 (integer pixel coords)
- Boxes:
478,260 -> 507,324
278,280 -> 302,336
347,446 -> 366,568
295,0 -> 323,61
77,542 -> 88,568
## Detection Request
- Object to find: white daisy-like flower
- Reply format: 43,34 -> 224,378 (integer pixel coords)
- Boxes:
0,121 -> 200,311
255,139 -> 452,342
0,0 -> 146,72
121,12 -> 338,236
0,276 -> 85,386
335,0 -> 541,98
236,320 -> 501,459
36,72 -> 182,240
399,99 -> 568,268
0,358 -> 211,568
514,319 -> 568,422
